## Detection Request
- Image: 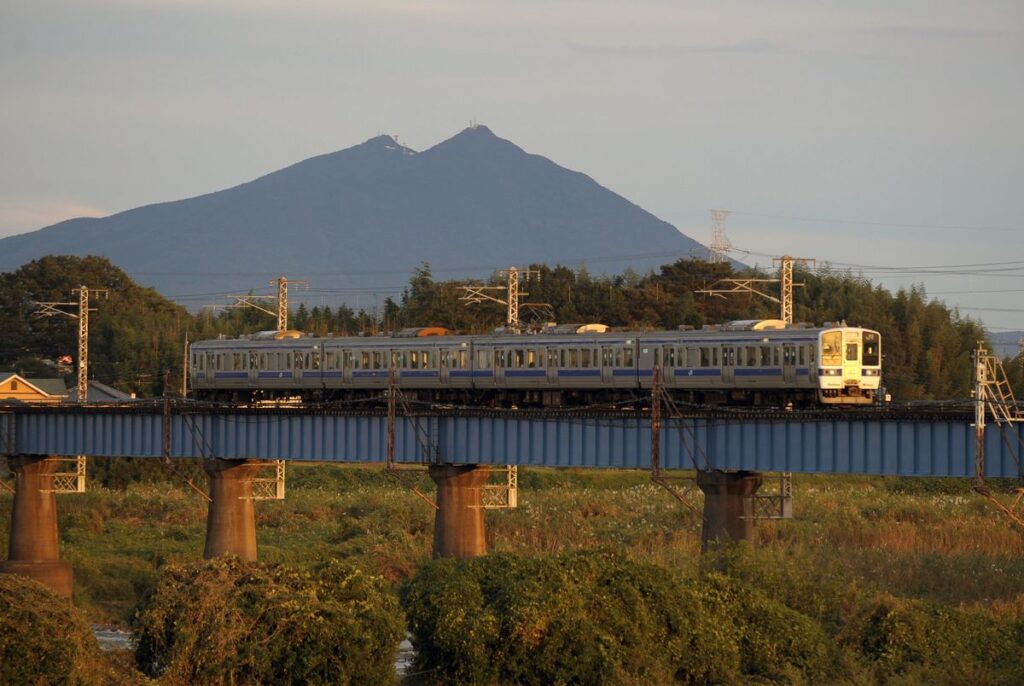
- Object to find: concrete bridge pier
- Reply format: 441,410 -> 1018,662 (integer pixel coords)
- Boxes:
0,455 -> 74,597
696,470 -> 763,551
429,464 -> 489,558
203,458 -> 262,561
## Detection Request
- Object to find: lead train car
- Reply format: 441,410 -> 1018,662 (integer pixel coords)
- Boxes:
189,320 -> 881,407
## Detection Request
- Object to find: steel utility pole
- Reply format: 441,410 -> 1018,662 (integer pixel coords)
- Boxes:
227,275 -> 307,333
34,286 -> 109,401
696,254 -> 815,324
460,266 -> 541,331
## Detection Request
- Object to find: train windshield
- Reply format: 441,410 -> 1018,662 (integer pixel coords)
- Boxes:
862,332 -> 880,366
821,331 -> 842,366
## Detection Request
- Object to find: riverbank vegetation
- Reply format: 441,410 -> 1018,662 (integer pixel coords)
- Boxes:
1,464 -> 1022,683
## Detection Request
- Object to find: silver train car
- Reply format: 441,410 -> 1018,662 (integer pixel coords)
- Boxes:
189,320 -> 882,407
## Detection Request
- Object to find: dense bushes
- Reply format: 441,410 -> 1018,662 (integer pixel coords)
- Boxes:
132,557 -> 405,685
401,551 -> 833,685
0,573 -> 104,685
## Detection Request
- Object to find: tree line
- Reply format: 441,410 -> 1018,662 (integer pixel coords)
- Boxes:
0,254 -> 1013,401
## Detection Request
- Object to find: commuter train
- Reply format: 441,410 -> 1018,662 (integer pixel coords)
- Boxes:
189,320 -> 882,407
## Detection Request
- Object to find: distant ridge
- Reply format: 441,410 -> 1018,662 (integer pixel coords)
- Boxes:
0,126 -> 713,304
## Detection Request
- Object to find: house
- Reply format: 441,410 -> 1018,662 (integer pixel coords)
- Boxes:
66,380 -> 135,403
0,373 -> 69,404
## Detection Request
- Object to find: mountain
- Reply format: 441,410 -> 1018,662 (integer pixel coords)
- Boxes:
0,126 -> 713,305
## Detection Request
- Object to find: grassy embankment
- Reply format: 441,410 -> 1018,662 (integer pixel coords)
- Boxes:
1,463 -> 1022,682
0,464 -> 1020,624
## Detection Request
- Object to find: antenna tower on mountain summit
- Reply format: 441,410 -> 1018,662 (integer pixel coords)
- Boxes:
709,209 -> 732,264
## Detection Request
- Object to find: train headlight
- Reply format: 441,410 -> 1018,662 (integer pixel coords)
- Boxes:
863,368 -> 880,376
820,368 -> 842,376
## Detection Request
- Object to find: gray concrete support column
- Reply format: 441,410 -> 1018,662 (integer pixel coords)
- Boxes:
428,464 -> 489,558
203,459 -> 262,561
696,469 -> 762,551
0,455 -> 73,597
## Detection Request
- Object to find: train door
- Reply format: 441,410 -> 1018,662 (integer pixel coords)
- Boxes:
601,346 -> 614,384
721,346 -> 735,385
782,345 -> 796,384
547,348 -> 559,385
843,332 -> 861,380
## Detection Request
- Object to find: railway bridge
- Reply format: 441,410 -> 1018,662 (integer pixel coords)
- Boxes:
1,401 -> 1021,596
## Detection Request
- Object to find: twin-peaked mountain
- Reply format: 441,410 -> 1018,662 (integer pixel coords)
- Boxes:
0,126 -> 711,301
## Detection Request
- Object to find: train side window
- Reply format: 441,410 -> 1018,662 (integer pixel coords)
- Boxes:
581,349 -> 591,368
514,349 -> 525,368
760,346 -> 771,366
622,347 -> 633,367
798,347 -> 806,366
745,347 -> 756,367
773,347 -> 781,366
569,349 -> 578,367
808,347 -> 815,364
408,351 -> 418,368
613,348 -> 622,367
312,352 -> 320,370
358,352 -> 368,369
477,349 -> 491,369
258,353 -> 266,369
527,349 -> 537,368
713,348 -> 719,366
325,351 -> 337,369
736,348 -> 744,366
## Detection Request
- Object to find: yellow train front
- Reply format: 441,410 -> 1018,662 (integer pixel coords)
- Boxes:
817,326 -> 881,404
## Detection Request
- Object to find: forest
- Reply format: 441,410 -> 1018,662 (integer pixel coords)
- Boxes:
0,254 -> 1018,401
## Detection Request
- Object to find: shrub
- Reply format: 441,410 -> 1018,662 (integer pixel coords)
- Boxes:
841,593 -> 1024,683
0,573 -> 104,685
132,557 -> 404,685
401,551 -> 832,685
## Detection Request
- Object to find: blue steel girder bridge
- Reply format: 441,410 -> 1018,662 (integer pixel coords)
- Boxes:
2,400 -> 1023,598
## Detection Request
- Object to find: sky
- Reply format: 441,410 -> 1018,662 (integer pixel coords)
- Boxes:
1,0 -> 1022,332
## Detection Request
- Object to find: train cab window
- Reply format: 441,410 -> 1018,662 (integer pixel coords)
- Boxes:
863,332 -> 880,366
846,343 -> 858,361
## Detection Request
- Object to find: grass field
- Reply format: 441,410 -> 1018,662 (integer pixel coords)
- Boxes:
1,463 -> 1022,682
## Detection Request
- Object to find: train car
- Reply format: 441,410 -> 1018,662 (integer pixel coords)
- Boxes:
189,320 -> 881,407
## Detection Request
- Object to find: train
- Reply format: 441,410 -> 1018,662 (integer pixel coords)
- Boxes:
189,319 -> 882,408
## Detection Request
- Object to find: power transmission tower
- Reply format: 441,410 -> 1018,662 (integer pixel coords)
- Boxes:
460,266 -> 541,331
227,276 -> 307,332
34,286 -> 109,402
696,254 -> 815,324
708,209 -> 732,264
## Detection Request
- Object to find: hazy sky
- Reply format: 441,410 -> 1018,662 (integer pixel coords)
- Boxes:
2,0 -> 1022,331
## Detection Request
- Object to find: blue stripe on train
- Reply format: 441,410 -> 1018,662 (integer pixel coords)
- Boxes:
213,372 -> 248,379
674,368 -> 722,377
401,370 -> 439,378
558,369 -> 601,377
506,370 -> 546,377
